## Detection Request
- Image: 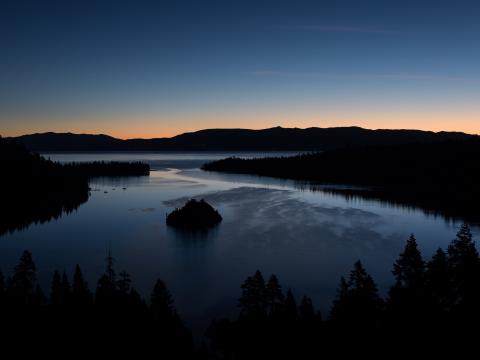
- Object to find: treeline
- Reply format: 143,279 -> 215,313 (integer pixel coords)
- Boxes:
207,223 -> 480,357
63,161 -> 150,177
0,138 -> 150,234
202,138 -> 480,221
1,224 -> 479,356
0,138 -> 89,235
0,250 -> 193,356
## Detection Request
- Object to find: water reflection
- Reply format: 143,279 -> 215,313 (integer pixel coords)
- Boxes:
0,187 -> 88,236
167,225 -> 220,246
1,152 -> 479,336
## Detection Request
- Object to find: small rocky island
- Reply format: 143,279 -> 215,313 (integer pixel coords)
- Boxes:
166,199 -> 222,229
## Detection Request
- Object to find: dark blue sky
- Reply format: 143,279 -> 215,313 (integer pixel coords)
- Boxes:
1,0 -> 479,137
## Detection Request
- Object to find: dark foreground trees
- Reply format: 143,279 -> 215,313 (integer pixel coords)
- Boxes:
0,250 -> 192,357
0,224 -> 479,357
207,223 -> 480,358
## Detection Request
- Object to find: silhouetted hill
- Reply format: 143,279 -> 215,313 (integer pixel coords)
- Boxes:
8,127 -> 473,151
10,132 -> 125,151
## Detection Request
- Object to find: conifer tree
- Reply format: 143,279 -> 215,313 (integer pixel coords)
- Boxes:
392,234 -> 425,290
238,270 -> 267,318
387,234 -> 427,324
50,270 -> 63,305
447,223 -> 480,312
330,261 -> 382,328
299,296 -> 315,321
95,251 -> 118,306
266,274 -> 285,316
151,279 -> 175,319
284,289 -> 298,321
61,271 -> 71,305
426,248 -> 451,312
117,270 -> 131,294
71,264 -> 92,306
9,250 -> 37,305
330,277 -> 349,323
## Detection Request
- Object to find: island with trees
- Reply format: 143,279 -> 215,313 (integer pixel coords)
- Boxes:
166,199 -> 222,229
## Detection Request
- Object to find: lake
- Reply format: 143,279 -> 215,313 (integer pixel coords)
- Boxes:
0,151 -> 477,335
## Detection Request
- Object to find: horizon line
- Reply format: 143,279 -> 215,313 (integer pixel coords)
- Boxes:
2,125 -> 477,141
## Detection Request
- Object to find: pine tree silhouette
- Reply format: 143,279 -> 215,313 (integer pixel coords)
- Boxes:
299,296 -> 315,321
95,250 -> 118,306
447,223 -> 480,317
284,289 -> 298,321
117,270 -> 131,294
61,271 -> 71,305
50,270 -> 63,305
238,270 -> 267,318
8,250 -> 37,305
330,261 -> 382,329
387,234 -> 427,327
266,274 -> 285,316
151,279 -> 175,319
426,248 -> 451,314
392,234 -> 425,289
71,264 -> 92,306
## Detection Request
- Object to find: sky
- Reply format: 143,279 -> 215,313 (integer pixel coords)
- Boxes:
1,0 -> 480,138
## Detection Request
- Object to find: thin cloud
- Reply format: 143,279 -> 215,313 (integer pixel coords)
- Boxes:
361,73 -> 479,84
250,70 -> 337,78
250,71 -> 478,84
371,74 -> 471,82
278,25 -> 397,34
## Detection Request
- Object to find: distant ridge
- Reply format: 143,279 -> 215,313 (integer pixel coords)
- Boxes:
6,126 -> 474,152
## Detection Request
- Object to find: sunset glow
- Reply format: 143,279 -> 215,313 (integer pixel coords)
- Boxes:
3,109 -> 479,139
1,0 -> 480,137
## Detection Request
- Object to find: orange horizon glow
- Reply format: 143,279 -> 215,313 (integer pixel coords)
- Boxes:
2,109 -> 479,139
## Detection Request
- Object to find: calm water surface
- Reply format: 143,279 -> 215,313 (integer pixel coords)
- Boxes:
1,152 -> 478,334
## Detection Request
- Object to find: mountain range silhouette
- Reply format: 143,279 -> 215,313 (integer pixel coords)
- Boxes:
7,126 -> 474,151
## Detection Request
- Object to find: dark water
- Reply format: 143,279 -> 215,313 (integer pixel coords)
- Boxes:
1,152 -> 478,335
